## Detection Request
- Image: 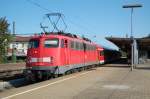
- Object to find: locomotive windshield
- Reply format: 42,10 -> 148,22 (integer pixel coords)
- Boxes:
28,39 -> 39,48
44,38 -> 59,48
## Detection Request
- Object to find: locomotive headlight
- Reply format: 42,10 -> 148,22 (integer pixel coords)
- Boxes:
43,57 -> 51,62
30,57 -> 52,63
37,58 -> 43,62
30,58 -> 37,63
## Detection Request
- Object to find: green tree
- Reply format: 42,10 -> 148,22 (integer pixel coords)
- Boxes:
0,17 -> 12,63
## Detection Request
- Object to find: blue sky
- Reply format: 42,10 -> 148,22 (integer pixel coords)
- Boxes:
0,0 -> 149,49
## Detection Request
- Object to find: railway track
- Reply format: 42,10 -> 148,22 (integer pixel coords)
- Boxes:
0,69 -> 25,80
0,69 -> 26,91
0,63 -> 25,81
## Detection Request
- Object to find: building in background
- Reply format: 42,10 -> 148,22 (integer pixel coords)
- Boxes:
7,36 -> 31,58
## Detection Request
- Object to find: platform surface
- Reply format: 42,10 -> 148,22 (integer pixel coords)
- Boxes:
0,61 -> 150,99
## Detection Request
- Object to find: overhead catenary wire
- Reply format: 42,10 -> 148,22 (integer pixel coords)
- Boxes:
65,17 -> 100,42
26,0 -> 52,12
25,0 -> 97,40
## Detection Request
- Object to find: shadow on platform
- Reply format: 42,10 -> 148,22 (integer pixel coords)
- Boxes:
136,67 -> 150,70
135,61 -> 150,70
103,58 -> 131,68
104,58 -> 150,70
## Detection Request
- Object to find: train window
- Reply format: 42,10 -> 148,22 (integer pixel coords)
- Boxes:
83,43 -> 86,51
80,43 -> 84,50
86,44 -> 88,50
28,39 -> 39,48
74,42 -> 76,50
82,43 -> 84,50
100,51 -> 104,56
92,45 -> 94,50
71,41 -> 74,49
90,45 -> 92,50
87,44 -> 89,50
93,46 -> 96,51
44,39 -> 59,48
79,43 -> 81,50
78,43 -> 81,50
94,46 -> 96,50
61,39 -> 64,48
89,45 -> 91,50
85,44 -> 88,50
76,42 -> 79,50
88,44 -> 91,51
64,40 -> 68,48
87,44 -> 90,50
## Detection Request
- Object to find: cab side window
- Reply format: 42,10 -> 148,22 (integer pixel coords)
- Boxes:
64,39 -> 68,48
61,39 -> 64,48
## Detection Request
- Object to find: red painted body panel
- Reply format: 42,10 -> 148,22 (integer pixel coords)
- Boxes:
26,34 -> 104,69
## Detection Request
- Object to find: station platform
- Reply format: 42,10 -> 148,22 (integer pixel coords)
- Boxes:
0,59 -> 150,99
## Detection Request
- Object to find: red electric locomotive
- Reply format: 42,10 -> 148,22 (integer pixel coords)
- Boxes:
25,32 -> 104,81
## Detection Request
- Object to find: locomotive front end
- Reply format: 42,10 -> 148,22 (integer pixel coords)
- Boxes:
25,35 -> 60,81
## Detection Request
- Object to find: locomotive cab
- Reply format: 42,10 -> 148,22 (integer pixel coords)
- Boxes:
25,35 -> 61,81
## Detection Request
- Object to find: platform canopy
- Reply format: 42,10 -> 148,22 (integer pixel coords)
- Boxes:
106,37 -> 150,51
